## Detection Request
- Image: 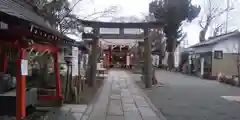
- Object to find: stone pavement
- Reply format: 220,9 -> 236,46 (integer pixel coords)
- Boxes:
88,70 -> 161,120
23,69 -> 161,120
39,104 -> 89,120
0,70 -> 160,120
1,70 -> 161,120
0,103 -> 90,120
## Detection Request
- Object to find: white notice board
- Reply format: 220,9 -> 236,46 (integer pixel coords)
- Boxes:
72,47 -> 79,76
126,56 -> 130,66
21,59 -> 28,76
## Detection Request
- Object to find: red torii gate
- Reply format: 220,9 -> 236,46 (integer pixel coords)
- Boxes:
0,0 -> 78,119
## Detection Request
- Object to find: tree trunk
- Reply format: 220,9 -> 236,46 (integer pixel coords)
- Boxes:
199,19 -> 210,42
166,38 -> 175,70
158,56 -> 162,66
152,67 -> 158,85
167,52 -> 175,70
199,30 -> 206,42
86,53 -> 92,85
158,41 -> 165,67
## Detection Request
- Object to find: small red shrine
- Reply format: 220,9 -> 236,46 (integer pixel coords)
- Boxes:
0,0 -> 84,119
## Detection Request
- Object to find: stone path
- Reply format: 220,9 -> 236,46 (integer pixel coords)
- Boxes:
40,104 -> 89,120
0,104 -> 90,120
1,70 -> 161,120
88,70 -> 161,120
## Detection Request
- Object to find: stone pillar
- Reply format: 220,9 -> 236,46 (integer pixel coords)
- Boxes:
108,45 -> 112,67
188,54 -> 192,74
126,55 -> 130,67
137,42 -> 144,63
89,28 -> 99,87
86,48 -> 92,85
143,28 -> 152,88
103,53 -> 107,68
200,57 -> 204,77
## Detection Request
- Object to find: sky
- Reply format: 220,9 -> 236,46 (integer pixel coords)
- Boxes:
68,0 -> 240,46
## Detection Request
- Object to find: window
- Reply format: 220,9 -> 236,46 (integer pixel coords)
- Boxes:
214,51 -> 223,59
0,21 -> 8,29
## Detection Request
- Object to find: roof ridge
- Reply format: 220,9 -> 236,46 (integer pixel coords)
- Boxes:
12,0 -> 33,10
12,0 -> 47,20
208,30 -> 239,40
190,30 -> 240,48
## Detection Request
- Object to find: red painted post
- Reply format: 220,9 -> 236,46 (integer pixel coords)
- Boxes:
108,52 -> 110,65
108,46 -> 111,66
16,48 -> 27,120
0,50 -> 2,72
54,50 -> 62,99
0,49 -> 8,72
3,55 -> 8,73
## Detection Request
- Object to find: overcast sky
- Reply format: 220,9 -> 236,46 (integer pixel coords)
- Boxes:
68,0 -> 240,46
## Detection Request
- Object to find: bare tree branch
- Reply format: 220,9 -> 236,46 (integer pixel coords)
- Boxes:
213,22 -> 224,36
199,0 -> 235,41
60,5 -> 118,34
198,16 -> 204,29
59,0 -> 83,23
212,8 -> 234,19
82,5 -> 118,20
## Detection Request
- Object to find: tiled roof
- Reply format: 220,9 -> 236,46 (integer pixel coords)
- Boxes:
0,0 -> 64,38
190,30 -> 240,48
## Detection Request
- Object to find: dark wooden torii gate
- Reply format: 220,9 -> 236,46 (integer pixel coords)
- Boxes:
80,20 -> 165,88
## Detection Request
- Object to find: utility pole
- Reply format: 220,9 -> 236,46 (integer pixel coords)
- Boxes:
237,38 -> 240,86
225,0 -> 230,33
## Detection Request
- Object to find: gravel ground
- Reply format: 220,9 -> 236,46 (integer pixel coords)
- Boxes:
136,70 -> 240,120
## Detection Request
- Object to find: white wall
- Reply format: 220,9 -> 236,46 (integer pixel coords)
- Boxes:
175,46 -> 184,67
100,28 -> 119,34
213,37 -> 240,53
162,45 -> 183,68
191,37 -> 240,54
99,28 -> 142,34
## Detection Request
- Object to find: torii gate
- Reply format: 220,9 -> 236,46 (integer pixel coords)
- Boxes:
80,20 -> 164,88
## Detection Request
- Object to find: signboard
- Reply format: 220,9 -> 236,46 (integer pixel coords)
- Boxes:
152,55 -> 159,66
126,56 -> 130,66
188,55 -> 192,64
79,54 -> 87,77
97,63 -> 101,70
21,59 -> 28,76
72,47 -> 79,76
